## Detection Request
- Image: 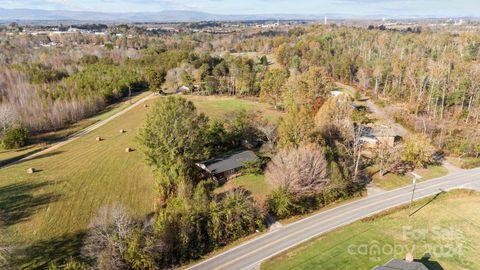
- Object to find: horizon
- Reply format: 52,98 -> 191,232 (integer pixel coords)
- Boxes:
0,0 -> 479,18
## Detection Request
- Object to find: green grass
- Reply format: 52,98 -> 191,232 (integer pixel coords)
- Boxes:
1,100 -> 156,268
262,190 -> 480,270
185,95 -> 281,122
216,174 -> 272,205
0,95 -> 279,268
447,156 -> 480,169
0,91 -> 153,167
371,165 -> 449,190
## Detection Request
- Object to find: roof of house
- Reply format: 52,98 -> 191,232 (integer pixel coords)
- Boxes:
373,259 -> 429,270
197,150 -> 259,175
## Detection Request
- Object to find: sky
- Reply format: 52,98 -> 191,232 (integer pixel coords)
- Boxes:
0,0 -> 479,17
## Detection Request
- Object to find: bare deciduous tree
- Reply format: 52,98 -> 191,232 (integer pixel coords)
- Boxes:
256,120 -> 278,153
0,216 -> 13,268
375,141 -> 401,177
265,144 -> 329,196
82,205 -> 135,270
0,69 -> 105,133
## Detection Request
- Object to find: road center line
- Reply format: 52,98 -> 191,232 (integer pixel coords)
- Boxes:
211,173 -> 480,269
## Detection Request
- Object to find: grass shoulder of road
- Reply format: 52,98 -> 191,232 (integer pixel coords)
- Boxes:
0,95 -> 281,268
371,165 -> 449,191
446,156 -> 480,169
262,189 -> 480,270
0,91 -> 152,167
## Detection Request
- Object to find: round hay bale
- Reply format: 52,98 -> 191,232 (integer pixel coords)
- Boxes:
125,147 -> 132,153
27,168 -> 35,174
120,129 -> 126,133
143,104 -> 149,108
96,137 -> 102,141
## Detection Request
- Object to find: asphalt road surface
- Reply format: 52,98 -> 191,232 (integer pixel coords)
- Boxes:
189,168 -> 480,270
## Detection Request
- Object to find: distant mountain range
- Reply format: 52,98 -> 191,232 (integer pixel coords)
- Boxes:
0,8 -> 477,23
0,8 -> 318,22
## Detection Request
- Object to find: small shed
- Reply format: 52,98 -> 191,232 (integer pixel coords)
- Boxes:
196,150 -> 259,182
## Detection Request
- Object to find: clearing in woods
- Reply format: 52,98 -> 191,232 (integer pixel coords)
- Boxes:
0,95 -> 279,268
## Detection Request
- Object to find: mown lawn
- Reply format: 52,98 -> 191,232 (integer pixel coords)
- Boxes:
371,165 -> 449,190
185,95 -> 281,122
0,91 -> 153,167
216,174 -> 272,205
0,95 -> 280,268
262,190 -> 480,270
1,99 -> 156,268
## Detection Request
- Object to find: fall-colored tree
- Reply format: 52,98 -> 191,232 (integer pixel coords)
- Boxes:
259,68 -> 289,106
401,133 -> 436,168
278,104 -> 315,149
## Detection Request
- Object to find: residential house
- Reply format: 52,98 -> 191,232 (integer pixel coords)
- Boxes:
196,150 -> 259,182
360,125 -> 399,148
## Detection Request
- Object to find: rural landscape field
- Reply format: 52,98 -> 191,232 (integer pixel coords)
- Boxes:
1,1 -> 480,269
1,94 -> 280,268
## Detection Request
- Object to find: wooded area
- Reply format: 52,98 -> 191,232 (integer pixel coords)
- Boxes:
1,22 -> 479,269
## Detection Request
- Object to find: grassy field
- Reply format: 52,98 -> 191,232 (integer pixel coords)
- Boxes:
185,95 -> 281,122
1,99 -> 156,268
447,156 -> 480,169
262,190 -> 480,270
0,95 -> 280,268
371,165 -> 449,190
0,91 -> 153,167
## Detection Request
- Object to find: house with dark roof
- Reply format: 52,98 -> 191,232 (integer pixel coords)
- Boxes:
196,150 -> 259,182
373,259 -> 429,270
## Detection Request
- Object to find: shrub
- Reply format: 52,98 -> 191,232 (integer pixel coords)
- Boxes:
401,133 -> 436,168
1,126 -> 29,149
267,187 -> 297,219
241,158 -> 268,175
48,257 -> 86,270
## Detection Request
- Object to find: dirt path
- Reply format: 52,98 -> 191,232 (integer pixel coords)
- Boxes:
1,93 -> 155,169
335,82 -> 409,137
335,82 -> 464,173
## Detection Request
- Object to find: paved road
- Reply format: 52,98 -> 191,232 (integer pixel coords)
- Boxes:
1,93 -> 154,168
189,168 -> 480,270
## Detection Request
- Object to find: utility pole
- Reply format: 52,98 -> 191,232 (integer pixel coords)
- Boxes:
409,172 -> 422,216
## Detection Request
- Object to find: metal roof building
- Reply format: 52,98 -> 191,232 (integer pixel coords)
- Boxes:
196,150 -> 258,181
